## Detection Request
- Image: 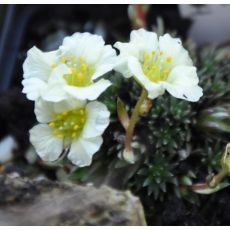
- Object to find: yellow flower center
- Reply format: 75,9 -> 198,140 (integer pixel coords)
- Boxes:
49,108 -> 87,140
58,55 -> 95,87
142,50 -> 172,83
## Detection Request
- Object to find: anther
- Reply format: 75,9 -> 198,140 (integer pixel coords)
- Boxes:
74,125 -> 79,130
144,53 -> 149,60
49,122 -> 56,128
60,56 -> 67,63
51,64 -> 57,68
166,56 -> 172,63
71,132 -> 77,138
81,63 -> 87,72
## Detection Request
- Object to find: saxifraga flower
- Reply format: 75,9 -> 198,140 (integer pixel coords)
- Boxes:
29,99 -> 110,167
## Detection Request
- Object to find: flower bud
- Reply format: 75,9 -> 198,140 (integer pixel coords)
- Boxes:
196,105 -> 230,140
221,143 -> 230,172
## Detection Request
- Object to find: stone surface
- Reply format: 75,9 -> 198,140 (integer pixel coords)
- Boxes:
0,174 -> 146,226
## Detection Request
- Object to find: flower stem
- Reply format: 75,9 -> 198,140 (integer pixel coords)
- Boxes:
124,88 -> 148,162
191,168 -> 229,192
208,168 -> 229,188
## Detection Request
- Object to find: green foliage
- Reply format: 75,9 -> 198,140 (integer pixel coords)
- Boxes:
129,154 -> 177,200
70,45 -> 230,215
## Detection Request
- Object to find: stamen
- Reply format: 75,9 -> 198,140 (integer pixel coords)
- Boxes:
49,108 -> 87,140
81,63 -> 87,72
63,56 -> 95,87
144,53 -> 149,60
51,64 -> 57,68
166,56 -> 172,63
49,122 -> 56,128
142,50 -> 172,83
60,56 -> 67,63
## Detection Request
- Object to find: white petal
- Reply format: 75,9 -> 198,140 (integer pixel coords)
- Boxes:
68,136 -> 102,167
22,78 -> 47,101
130,28 -> 158,54
114,29 -> 158,79
64,79 -> 111,100
34,99 -> 55,123
60,32 -> 106,64
92,45 -> 117,80
82,101 -> 110,138
163,66 -> 203,102
114,42 -> 139,59
35,98 -> 86,123
23,46 -> 57,81
128,57 -> 165,99
53,99 -> 86,114
114,29 -> 158,59
41,84 -> 68,102
29,124 -> 63,161
159,34 -> 193,67
41,64 -> 70,102
113,55 -> 133,78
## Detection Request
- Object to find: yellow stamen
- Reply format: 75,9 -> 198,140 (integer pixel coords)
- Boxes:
166,56 -> 172,63
57,114 -> 63,120
71,132 -> 77,138
144,53 -> 149,60
81,63 -> 88,72
74,125 -> 79,130
57,133 -> 64,138
77,72 -> 83,79
160,51 -> 164,56
60,56 -> 67,63
70,55 -> 75,62
51,64 -> 57,68
53,130 -> 61,136
49,122 -> 56,128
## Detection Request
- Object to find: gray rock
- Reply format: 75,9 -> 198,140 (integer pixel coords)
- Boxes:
0,174 -> 146,226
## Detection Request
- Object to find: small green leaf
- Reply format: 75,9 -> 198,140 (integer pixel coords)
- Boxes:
117,97 -> 130,130
194,182 -> 230,194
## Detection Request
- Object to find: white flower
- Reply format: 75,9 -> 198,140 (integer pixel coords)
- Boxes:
114,28 -> 203,102
22,32 -> 117,102
29,99 -> 110,167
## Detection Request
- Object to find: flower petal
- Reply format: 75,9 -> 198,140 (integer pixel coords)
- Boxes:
34,99 -> 54,123
22,78 -> 47,101
114,29 -> 158,59
64,79 -> 111,100
60,32 -> 105,64
92,45 -> 117,80
35,98 -> 86,123
41,64 -> 70,102
23,46 -> 57,81
130,28 -> 158,54
114,29 -> 158,80
159,34 -> 193,68
68,136 -> 103,167
29,124 -> 63,162
163,66 -> 203,102
128,57 -> 165,99
114,56 -> 133,78
82,101 -> 110,138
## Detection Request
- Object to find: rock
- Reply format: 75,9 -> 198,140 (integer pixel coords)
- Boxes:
0,174 -> 146,226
